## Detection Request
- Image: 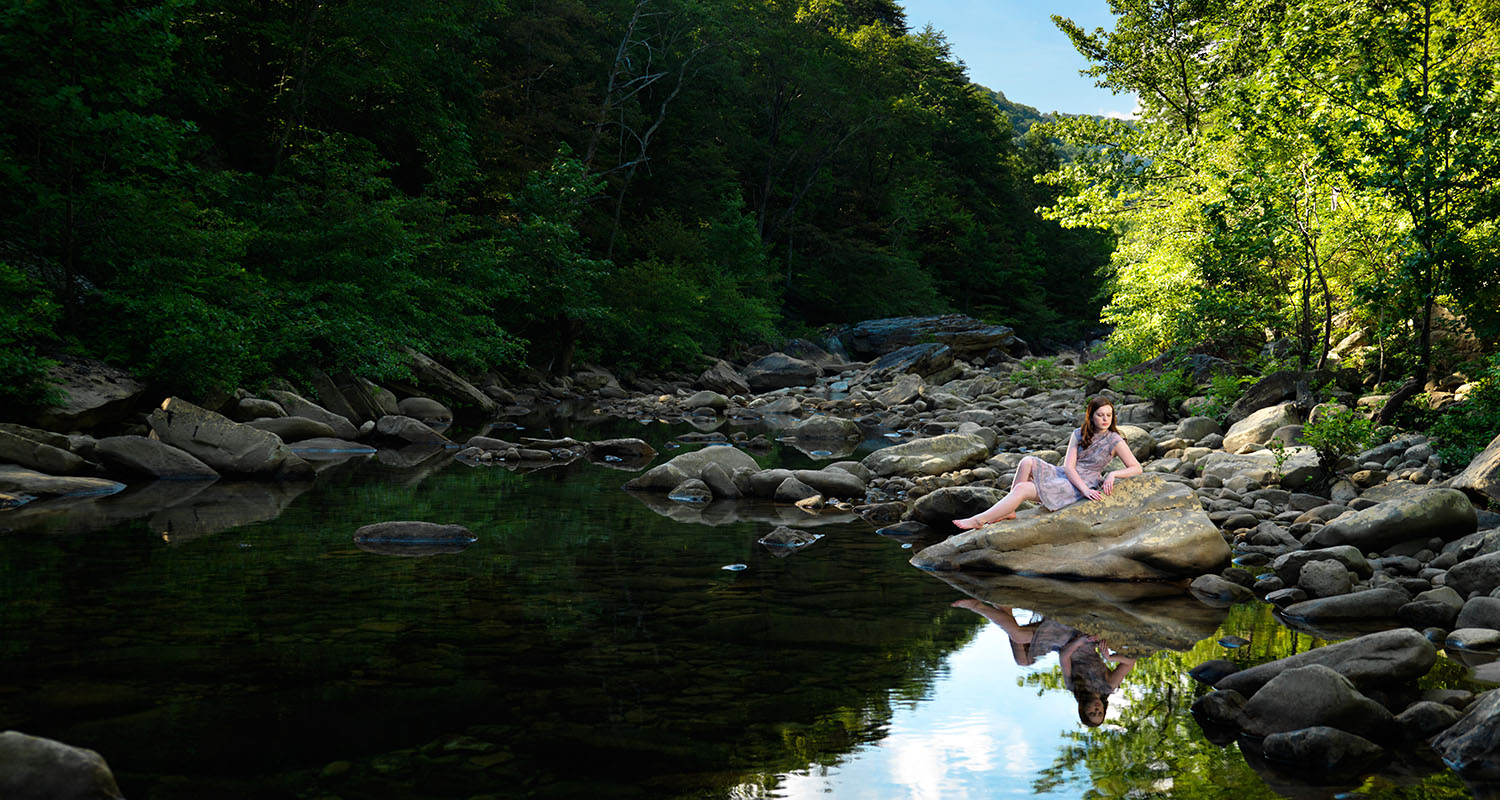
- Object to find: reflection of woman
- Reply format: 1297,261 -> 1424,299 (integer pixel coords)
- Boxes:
1061,635 -> 1136,728
954,396 -> 1142,530
950,600 -> 1073,668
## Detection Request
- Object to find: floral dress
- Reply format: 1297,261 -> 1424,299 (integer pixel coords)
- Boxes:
1030,428 -> 1124,511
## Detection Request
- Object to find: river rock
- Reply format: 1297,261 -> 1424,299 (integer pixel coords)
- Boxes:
587,438 -> 658,461
0,466 -> 124,500
352,521 -> 476,556
864,343 -> 954,380
1177,416 -> 1223,442
758,525 -> 822,553
33,356 -> 149,432
841,314 -> 1015,359
910,474 -> 1231,580
861,433 -> 990,478
1260,726 -> 1384,773
307,367 -> 366,425
623,446 -> 760,492
1308,488 -> 1476,551
1189,574 -> 1257,604
1223,402 -> 1300,452
1449,431 -> 1500,504
1397,586 -> 1465,629
785,416 -> 861,441
1238,664 -> 1396,739
397,397 -> 453,426
697,359 -> 751,396
246,416 -> 336,443
0,730 -> 124,800
1397,701 -> 1464,739
791,468 -> 866,499
0,429 -> 86,475
1226,370 -> 1302,426
669,478 -> 714,503
95,436 -> 218,480
683,390 -> 729,411
263,390 -> 360,440
147,397 -> 314,479
1279,587 -> 1409,623
1455,597 -> 1500,630
374,415 -> 450,445
1114,424 -> 1155,463
743,353 -> 821,391
1271,547 -> 1371,585
1431,689 -> 1500,778
1447,551 -> 1500,596
403,347 -> 499,417
907,486 -> 1005,528
774,475 -> 819,503
1216,628 -> 1436,696
353,377 -> 402,417
1299,560 -> 1353,598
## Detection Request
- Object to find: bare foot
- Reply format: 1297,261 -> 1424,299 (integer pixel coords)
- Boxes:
950,599 -> 985,610
953,517 -> 981,530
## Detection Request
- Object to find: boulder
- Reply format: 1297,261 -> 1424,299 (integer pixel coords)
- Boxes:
864,343 -> 954,380
743,352 -> 821,392
841,314 -> 1015,359
374,415 -> 451,445
683,390 -> 729,411
307,367 -> 366,425
1298,560 -> 1353,598
0,730 -> 125,800
697,359 -> 751,396
1237,665 -> 1396,739
233,396 -> 286,421
1189,574 -> 1257,604
1307,487 -> 1477,551
1215,628 -> 1436,696
586,438 -> 658,461
95,436 -> 219,480
1226,370 -> 1301,426
623,447 -> 760,492
1271,546 -> 1371,585
669,478 -> 714,504
1455,596 -> 1500,631
1222,402 -> 1300,452
909,475 -> 1231,580
353,521 -> 476,556
790,468 -> 866,499
1431,688 -> 1500,779
245,416 -> 336,443
1449,431 -> 1500,505
1177,416 -> 1223,442
860,433 -> 990,478
147,397 -> 314,479
1279,587 -> 1410,623
906,486 -> 1006,528
33,356 -> 149,432
352,377 -> 402,417
1447,551 -> 1500,597
785,416 -> 861,441
774,476 -> 820,504
1260,726 -> 1384,773
758,525 -> 822,554
263,390 -> 360,440
397,396 -> 453,426
0,429 -> 86,475
0,466 -> 124,500
403,347 -> 499,417
1117,424 -> 1155,462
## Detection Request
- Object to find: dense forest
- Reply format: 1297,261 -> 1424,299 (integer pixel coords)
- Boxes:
0,0 -> 1111,409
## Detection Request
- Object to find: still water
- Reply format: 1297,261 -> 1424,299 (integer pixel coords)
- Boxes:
0,417 -> 1483,799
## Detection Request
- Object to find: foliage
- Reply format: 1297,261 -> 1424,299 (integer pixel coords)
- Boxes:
1302,407 -> 1379,475
0,263 -> 61,411
1115,367 -> 1194,408
1195,372 -> 1253,424
1430,353 -> 1500,469
1011,357 -> 1066,391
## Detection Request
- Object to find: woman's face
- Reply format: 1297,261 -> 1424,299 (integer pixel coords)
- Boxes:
1083,698 -> 1106,726
1090,403 -> 1114,432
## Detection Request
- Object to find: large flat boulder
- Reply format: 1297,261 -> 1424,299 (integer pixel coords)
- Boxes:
1215,628 -> 1436,696
0,429 -> 85,475
95,436 -> 219,480
863,343 -> 954,381
263,390 -> 360,440
1449,431 -> 1500,505
33,356 -> 149,432
623,446 -> 760,492
841,314 -> 1015,359
403,346 -> 499,417
909,474 -> 1231,580
0,730 -> 124,800
743,352 -> 822,392
1307,487 -> 1477,550
0,466 -> 124,500
860,433 -> 990,478
147,397 -> 314,479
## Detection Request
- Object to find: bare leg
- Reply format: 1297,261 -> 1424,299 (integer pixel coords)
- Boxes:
953,480 -> 1039,529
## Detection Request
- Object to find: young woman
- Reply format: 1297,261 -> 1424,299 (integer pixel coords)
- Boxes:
1061,634 -> 1137,727
952,395 -> 1143,530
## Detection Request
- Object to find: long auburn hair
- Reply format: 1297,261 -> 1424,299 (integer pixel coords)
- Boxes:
1080,396 -> 1120,449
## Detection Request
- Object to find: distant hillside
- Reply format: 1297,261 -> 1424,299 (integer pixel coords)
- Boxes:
980,87 -> 1057,136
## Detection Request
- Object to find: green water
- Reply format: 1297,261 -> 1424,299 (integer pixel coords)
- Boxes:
0,419 -> 1488,799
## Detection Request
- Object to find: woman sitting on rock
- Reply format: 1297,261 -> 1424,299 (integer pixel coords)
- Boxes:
953,395 -> 1142,530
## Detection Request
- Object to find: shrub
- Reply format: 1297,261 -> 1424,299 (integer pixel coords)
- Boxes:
1012,357 -> 1065,391
1429,353 -> 1500,469
1301,407 -> 1378,476
0,262 -> 61,412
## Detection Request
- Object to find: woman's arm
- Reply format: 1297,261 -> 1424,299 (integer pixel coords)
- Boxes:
1101,438 -> 1143,495
1063,432 -> 1101,500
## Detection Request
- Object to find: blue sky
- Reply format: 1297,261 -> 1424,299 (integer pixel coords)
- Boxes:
897,1 -> 1139,118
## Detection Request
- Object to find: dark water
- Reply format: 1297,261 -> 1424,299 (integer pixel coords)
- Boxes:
0,418 -> 1487,799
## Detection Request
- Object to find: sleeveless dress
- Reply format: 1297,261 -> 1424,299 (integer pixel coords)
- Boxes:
1031,428 -> 1124,511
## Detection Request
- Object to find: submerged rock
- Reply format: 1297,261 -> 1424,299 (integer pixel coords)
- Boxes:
0,730 -> 125,800
353,521 -> 476,556
757,525 -> 823,555
1237,665 -> 1396,740
1431,688 -> 1500,779
909,475 -> 1230,580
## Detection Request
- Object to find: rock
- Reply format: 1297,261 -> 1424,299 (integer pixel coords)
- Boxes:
1238,664 -> 1396,739
307,367 -> 366,425
698,359 -> 752,396
841,314 -> 1015,359
263,390 -> 360,440
1299,560 -> 1353,598
862,433 -> 990,478
1223,402 -> 1301,452
683,390 -> 729,411
1456,596 -> 1500,630
1431,689 -> 1500,778
757,526 -> 822,553
0,466 -> 124,500
234,396 -> 286,421
623,446 -> 760,492
669,478 -> 714,504
1448,552 -> 1500,597
1217,628 -> 1435,697
1191,689 -> 1247,727
864,343 -> 954,380
1280,587 -> 1409,623
910,475 -> 1231,580
403,347 -> 499,417
1448,628 -> 1500,650
1177,416 -> 1223,442
791,468 -> 866,499
33,356 -> 149,432
352,377 -> 402,417
1397,586 -> 1465,629
147,397 -> 314,479
352,521 -> 476,556
774,476 -> 820,504
0,429 -> 86,475
785,416 -> 861,441
1308,488 -> 1477,551
245,416 -> 337,443
586,438 -> 658,461
397,397 -> 454,426
873,373 -> 925,407
1271,546 -> 1371,585
907,486 -> 1005,528
1190,660 -> 1241,685
1260,726 -> 1384,773
374,415 -> 450,445
1397,701 -> 1464,739
759,396 -> 804,415
1450,431 -> 1500,505
95,436 -> 219,480
0,730 -> 125,800
1190,574 -> 1257,604
743,352 -> 821,391
1226,370 -> 1302,426
698,462 -> 741,498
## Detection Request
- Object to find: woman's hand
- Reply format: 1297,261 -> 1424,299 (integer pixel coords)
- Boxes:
1083,487 -> 1103,501
1102,473 -> 1116,495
